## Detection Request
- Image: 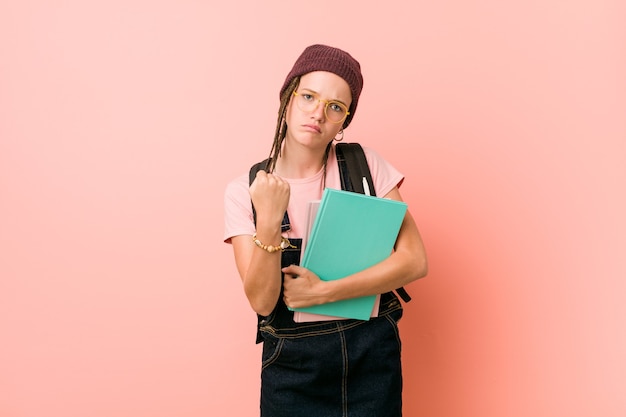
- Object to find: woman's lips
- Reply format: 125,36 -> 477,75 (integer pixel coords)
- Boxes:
303,124 -> 321,133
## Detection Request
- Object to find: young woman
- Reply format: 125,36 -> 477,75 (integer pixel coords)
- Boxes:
224,44 -> 428,417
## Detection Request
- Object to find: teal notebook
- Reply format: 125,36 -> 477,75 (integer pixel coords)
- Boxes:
291,188 -> 408,320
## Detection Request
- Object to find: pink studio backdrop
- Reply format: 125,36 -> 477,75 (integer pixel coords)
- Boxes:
1,1 -> 624,416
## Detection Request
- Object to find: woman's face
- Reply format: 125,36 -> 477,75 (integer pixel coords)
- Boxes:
285,71 -> 352,150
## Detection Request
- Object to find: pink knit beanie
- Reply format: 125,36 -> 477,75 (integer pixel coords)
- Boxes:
280,44 -> 364,128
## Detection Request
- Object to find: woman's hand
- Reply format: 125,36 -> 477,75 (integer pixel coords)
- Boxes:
281,264 -> 329,308
249,170 -> 290,228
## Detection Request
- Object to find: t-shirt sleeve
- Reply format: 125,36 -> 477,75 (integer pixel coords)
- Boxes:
223,173 -> 255,243
362,146 -> 405,197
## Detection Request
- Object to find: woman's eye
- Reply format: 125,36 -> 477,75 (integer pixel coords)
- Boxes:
329,103 -> 344,113
302,94 -> 314,101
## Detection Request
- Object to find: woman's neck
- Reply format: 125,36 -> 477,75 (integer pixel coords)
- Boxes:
275,141 -> 330,179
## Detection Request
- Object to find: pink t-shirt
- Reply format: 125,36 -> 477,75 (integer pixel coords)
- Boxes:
223,144 -> 404,243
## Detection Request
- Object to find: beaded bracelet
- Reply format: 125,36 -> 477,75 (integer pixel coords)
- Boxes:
252,233 -> 295,253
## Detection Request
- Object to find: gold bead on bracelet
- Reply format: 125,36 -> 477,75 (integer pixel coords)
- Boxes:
252,233 -> 295,253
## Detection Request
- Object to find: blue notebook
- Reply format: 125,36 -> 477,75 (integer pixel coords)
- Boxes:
290,188 -> 408,320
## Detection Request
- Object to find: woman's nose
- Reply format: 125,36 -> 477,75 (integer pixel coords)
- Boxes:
311,100 -> 325,120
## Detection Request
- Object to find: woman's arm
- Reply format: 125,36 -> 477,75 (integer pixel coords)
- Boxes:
231,171 -> 291,316
282,186 -> 427,308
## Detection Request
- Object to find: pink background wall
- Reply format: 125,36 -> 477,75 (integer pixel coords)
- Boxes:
1,1 -> 625,416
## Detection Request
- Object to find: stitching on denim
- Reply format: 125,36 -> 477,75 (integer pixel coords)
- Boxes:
261,337 -> 285,370
338,322 -> 349,417
259,318 -> 365,339
384,313 -> 402,349
259,297 -> 404,340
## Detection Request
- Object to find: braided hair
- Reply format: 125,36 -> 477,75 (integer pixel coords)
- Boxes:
265,76 -> 333,183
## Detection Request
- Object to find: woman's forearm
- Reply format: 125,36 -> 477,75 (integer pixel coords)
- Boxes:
233,224 -> 285,316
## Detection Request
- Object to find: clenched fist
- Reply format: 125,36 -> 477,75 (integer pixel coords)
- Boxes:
249,170 -> 290,228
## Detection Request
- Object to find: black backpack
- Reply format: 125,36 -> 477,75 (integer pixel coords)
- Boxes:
249,142 -> 411,303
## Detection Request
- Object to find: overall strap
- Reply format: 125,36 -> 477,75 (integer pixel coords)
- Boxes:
335,143 -> 412,303
249,159 -> 291,233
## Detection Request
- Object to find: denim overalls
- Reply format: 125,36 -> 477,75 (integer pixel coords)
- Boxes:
257,235 -> 405,417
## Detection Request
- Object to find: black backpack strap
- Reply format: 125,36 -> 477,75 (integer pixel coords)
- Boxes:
249,159 -> 290,233
394,287 -> 412,302
335,143 -> 411,303
336,143 -> 376,196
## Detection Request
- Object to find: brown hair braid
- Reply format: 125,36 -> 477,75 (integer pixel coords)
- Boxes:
265,76 -> 333,185
265,77 -> 299,174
